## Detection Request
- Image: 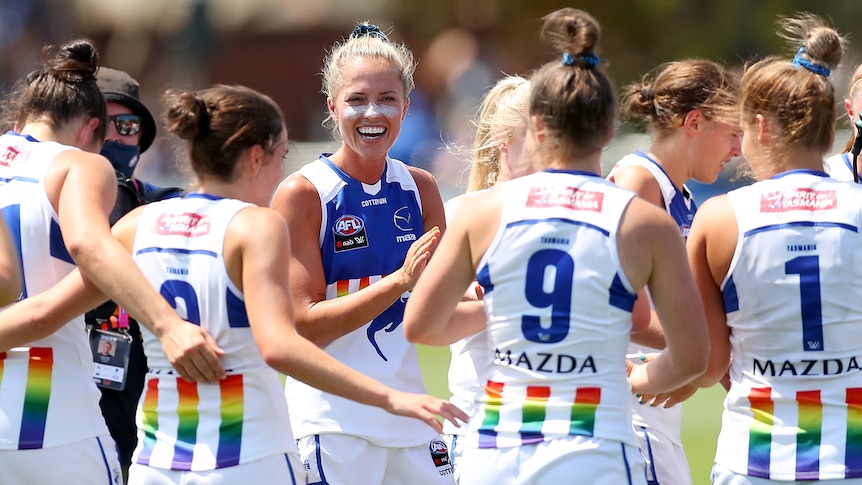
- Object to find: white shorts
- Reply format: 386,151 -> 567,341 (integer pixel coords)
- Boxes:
455,435 -> 647,485
128,452 -> 303,485
0,434 -> 121,484
711,462 -> 862,485
634,425 -> 692,485
299,434 -> 454,485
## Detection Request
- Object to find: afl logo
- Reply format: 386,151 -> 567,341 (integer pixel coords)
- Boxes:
393,206 -> 412,231
333,215 -> 364,236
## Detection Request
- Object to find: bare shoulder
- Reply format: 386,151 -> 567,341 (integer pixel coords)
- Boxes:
232,206 -> 289,238
609,165 -> 663,206
406,164 -> 440,193
619,196 -> 680,243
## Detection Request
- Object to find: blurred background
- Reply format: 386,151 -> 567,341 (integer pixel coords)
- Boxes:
1,0 -> 860,195
3,1 -> 861,482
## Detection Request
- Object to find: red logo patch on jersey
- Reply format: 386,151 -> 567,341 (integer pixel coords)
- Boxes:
153,213 -> 211,237
333,215 -> 364,236
526,186 -> 603,211
761,189 -> 837,212
0,147 -> 20,167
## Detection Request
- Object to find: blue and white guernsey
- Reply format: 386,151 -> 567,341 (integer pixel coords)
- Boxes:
0,132 -> 109,450
464,169 -> 639,450
717,170 -> 862,480
607,150 -> 696,449
284,155 -> 435,447
131,194 -> 295,471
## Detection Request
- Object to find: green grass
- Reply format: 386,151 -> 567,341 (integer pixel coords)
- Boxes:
417,344 -> 725,485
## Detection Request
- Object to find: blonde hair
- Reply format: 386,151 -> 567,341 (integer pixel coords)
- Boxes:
320,22 -> 415,140
466,75 -> 530,192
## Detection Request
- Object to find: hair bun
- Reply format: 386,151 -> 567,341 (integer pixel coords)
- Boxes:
351,23 -> 388,42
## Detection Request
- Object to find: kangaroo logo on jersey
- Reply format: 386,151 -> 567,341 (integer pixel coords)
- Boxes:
761,189 -> 837,212
526,186 -> 604,211
333,214 -> 369,252
367,293 -> 407,361
154,213 -> 211,237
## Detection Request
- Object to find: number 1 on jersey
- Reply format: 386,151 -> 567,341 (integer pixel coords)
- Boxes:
785,255 -> 824,352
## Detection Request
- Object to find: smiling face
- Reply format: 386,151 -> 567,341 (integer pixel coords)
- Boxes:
327,56 -> 409,165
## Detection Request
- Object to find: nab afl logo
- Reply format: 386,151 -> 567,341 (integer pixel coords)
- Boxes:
428,439 -> 452,474
333,214 -> 369,252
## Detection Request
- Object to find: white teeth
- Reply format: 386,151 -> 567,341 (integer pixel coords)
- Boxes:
358,127 -> 385,135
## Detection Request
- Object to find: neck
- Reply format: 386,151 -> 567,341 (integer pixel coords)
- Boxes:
755,146 -> 825,181
197,178 -> 259,206
328,148 -> 386,184
18,122 -> 67,145
543,150 -> 603,175
647,140 -> 689,191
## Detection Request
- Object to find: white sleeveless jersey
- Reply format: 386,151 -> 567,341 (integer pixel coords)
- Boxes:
823,152 -> 858,182
284,156 -> 434,448
444,191 -> 490,436
463,169 -> 640,450
607,151 -> 693,445
131,194 -> 295,471
716,170 -> 862,480
0,132 -> 109,450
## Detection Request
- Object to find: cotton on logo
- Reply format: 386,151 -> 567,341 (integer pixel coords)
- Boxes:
333,215 -> 364,236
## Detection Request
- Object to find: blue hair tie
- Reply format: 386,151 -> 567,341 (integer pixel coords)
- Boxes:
561,52 -> 600,68
792,47 -> 830,77
351,23 -> 388,42
580,53 -> 600,68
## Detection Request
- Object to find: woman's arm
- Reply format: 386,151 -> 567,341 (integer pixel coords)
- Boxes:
618,198 -> 709,394
685,196 -> 736,387
270,173 -> 440,347
229,207 -> 467,432
48,152 -> 225,383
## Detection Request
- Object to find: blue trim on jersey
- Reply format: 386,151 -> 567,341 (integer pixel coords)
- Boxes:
620,442 -> 635,485
506,218 -> 610,238
745,221 -> 858,237
310,434 -> 329,485
0,175 -> 39,184
770,169 -> 831,180
184,192 -> 223,201
48,219 -> 74,265
95,436 -> 116,485
608,273 -> 637,312
543,168 -> 604,178
284,454 -> 298,485
840,152 -> 859,181
476,263 -> 493,294
722,275 -> 739,313
135,247 -> 218,258
225,288 -> 250,328
1,204 -> 27,298
5,131 -> 40,143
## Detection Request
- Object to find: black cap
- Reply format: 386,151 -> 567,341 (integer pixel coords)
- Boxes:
96,67 -> 156,153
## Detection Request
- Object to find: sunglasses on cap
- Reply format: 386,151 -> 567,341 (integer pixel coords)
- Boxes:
109,114 -> 142,137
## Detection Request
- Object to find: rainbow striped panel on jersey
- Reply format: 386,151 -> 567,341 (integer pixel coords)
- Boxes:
136,375 -> 244,470
745,386 -> 862,480
0,348 -> 52,450
477,380 -> 602,449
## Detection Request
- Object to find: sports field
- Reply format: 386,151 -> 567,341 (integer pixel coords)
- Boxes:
417,344 -> 726,485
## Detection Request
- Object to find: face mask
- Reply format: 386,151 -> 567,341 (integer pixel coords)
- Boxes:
100,141 -> 141,179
